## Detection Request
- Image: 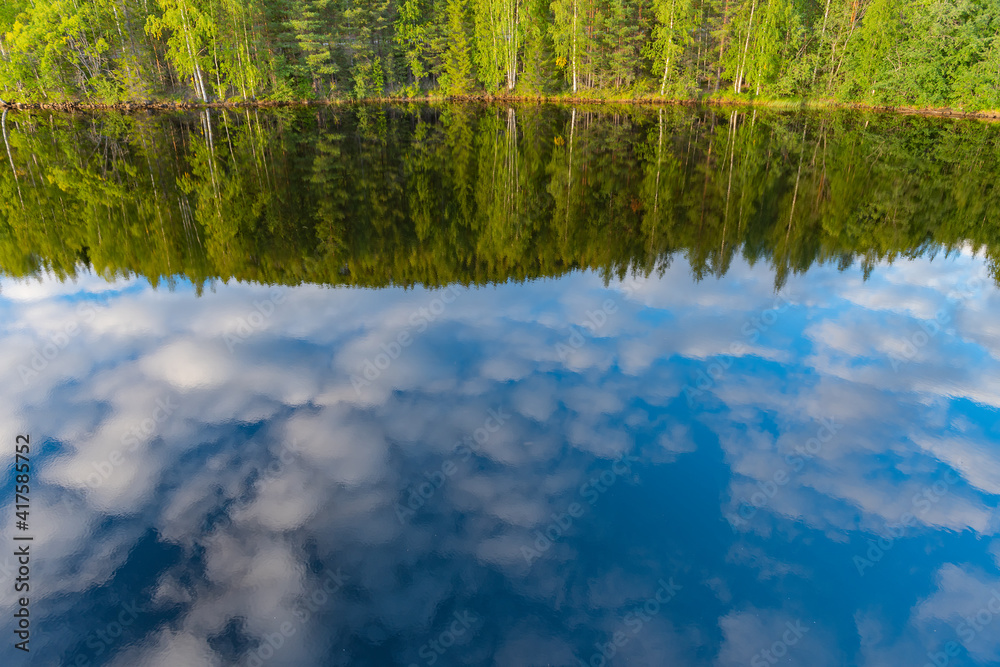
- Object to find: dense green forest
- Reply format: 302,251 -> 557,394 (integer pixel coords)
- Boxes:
1,0 -> 999,109
1,104 -> 998,288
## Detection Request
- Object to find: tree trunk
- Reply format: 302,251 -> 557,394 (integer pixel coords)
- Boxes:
812,0 -> 832,85
572,0 -> 578,93
659,0 -> 677,96
715,0 -> 730,93
179,0 -> 209,102
2,110 -> 22,207
736,0 -> 758,94
565,107 -> 576,238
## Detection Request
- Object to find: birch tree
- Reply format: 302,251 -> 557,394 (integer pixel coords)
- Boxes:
645,0 -> 698,95
474,0 -> 521,91
146,0 -> 211,101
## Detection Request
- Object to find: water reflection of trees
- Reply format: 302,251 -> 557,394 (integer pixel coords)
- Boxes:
1,105 -> 997,290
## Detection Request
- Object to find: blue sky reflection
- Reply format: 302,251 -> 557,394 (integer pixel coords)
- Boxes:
1,248 -> 999,666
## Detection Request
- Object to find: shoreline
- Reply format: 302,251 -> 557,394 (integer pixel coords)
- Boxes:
2,94 -> 999,121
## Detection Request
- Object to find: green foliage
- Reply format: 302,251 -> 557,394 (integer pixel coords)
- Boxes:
3,105 -> 1000,290
440,0 -> 476,94
601,0 -> 640,90
473,0 -> 519,91
645,0 -> 698,95
848,0 -> 902,101
343,0 -> 400,93
395,0 -> 431,87
288,0 -> 338,96
147,0 -> 220,101
751,0 -> 804,95
520,0 -> 556,92
1,0 -> 999,110
550,0 -> 582,91
353,57 -> 386,99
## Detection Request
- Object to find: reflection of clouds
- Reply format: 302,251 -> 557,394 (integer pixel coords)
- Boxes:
492,627 -> 578,666
141,338 -> 238,390
0,249 -> 998,665
281,406 -> 389,486
916,564 -> 1000,664
913,434 -> 1000,496
718,252 -> 1000,545
0,268 -> 130,302
108,629 -> 220,667
717,608 -> 838,667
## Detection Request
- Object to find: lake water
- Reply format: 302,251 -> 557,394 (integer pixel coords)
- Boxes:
2,105 -> 999,667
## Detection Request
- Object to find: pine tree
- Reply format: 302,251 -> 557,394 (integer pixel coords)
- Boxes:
288,0 -> 337,96
601,0 -> 639,90
520,0 -> 555,93
440,0 -> 475,94
395,0 -> 429,91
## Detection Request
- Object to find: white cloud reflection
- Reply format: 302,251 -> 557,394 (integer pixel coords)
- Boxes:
0,249 -> 998,666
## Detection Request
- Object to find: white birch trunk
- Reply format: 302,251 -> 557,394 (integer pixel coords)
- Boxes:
736,0 -> 758,94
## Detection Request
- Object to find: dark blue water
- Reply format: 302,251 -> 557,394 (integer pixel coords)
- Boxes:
3,249 -> 1000,667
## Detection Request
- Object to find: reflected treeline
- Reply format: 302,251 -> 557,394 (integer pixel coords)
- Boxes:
2,105 -> 999,290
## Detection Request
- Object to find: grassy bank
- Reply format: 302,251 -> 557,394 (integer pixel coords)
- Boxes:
3,94 -> 1000,122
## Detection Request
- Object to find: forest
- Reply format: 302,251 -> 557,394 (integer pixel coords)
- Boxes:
1,0 -> 1000,109
1,105 -> 998,289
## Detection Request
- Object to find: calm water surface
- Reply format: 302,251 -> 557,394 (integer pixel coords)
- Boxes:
1,105 -> 999,666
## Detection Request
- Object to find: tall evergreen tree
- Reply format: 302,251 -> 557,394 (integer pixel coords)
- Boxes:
440,0 -> 476,94
288,0 -> 337,96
